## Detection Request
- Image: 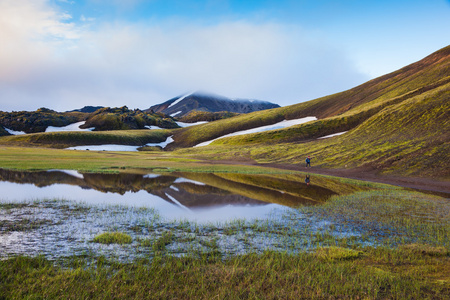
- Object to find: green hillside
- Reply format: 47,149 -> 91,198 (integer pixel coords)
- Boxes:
172,46 -> 450,179
168,45 -> 450,149
0,46 -> 448,179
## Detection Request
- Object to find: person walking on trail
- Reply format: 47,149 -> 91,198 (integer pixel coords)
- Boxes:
305,175 -> 310,186
305,156 -> 311,168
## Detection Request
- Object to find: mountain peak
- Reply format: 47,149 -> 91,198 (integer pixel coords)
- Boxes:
146,92 -> 280,117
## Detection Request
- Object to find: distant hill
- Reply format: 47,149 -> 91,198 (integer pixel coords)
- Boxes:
0,108 -> 86,134
81,106 -> 179,131
145,92 -> 280,118
69,106 -> 104,113
0,106 -> 179,134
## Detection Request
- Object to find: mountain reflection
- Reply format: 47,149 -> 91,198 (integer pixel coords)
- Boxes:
0,169 -> 349,208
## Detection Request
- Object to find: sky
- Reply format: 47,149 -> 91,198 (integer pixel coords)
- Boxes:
1,0 -> 449,112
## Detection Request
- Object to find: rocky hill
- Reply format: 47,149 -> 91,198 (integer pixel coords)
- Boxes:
0,108 -> 86,135
0,106 -> 179,135
145,92 -> 280,118
80,106 -> 179,131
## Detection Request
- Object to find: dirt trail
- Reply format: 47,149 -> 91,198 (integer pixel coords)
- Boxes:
205,160 -> 450,196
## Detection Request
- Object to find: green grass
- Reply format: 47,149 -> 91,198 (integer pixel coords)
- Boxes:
175,81 -> 450,179
0,247 -> 448,299
0,187 -> 449,299
92,232 -> 133,245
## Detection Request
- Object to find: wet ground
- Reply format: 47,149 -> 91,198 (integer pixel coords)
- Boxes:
1,169 -> 448,262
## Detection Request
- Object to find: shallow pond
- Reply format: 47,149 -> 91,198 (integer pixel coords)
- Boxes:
2,168 -> 447,262
0,169 -> 343,222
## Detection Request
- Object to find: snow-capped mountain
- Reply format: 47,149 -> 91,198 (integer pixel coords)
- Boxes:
145,92 -> 280,117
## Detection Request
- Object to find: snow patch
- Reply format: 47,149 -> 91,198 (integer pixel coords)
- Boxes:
45,121 -> 94,132
170,111 -> 182,117
195,117 -> 317,147
4,127 -> 26,135
167,91 -> 194,109
145,136 -> 174,148
145,125 -> 164,130
165,193 -> 191,212
143,174 -> 160,179
66,145 -> 143,151
65,136 -> 174,152
317,131 -> 348,139
176,121 -> 208,127
174,178 -> 206,186
49,169 -> 84,179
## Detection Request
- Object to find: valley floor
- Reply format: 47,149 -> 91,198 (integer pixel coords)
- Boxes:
204,159 -> 450,195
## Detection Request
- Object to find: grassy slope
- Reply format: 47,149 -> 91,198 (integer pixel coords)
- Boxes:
177,82 -> 450,179
168,45 -> 450,149
0,129 -> 173,148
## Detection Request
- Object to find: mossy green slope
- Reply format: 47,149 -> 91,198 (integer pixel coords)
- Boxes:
177,82 -> 450,179
169,45 -> 450,149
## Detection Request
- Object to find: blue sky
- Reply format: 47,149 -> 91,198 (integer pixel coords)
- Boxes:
1,0 -> 449,111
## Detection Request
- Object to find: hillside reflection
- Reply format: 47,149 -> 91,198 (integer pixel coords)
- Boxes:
0,169 -> 362,209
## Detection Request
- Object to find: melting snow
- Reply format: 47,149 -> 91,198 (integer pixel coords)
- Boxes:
45,121 -> 94,132
145,125 -> 164,130
65,136 -> 174,151
176,121 -> 208,127
170,111 -> 182,117
167,91 -> 194,109
49,169 -> 84,179
317,131 -> 348,139
4,127 -> 26,135
174,178 -> 206,186
194,116 -> 317,147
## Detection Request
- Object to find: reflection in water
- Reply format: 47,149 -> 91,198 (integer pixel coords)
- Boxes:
0,168 -> 373,260
0,169 -> 339,210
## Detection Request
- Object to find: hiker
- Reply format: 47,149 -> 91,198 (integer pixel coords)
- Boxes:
305,175 -> 310,186
305,156 -> 311,168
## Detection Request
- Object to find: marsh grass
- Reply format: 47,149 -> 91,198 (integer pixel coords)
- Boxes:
0,246 -> 448,299
0,187 -> 449,298
92,232 -> 133,245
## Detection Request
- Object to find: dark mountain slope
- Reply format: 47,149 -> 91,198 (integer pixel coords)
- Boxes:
146,92 -> 280,117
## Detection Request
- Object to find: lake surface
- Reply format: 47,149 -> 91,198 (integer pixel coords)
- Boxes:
0,169 -> 338,222
0,168 -> 371,260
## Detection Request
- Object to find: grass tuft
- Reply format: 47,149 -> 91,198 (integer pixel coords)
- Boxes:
92,232 -> 133,245
314,246 -> 363,261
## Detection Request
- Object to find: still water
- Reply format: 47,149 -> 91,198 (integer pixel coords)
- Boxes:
0,168 -> 358,260
0,169 -> 337,222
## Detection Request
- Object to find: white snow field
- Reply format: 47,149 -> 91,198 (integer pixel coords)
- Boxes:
317,131 -> 348,139
45,121 -> 94,132
66,136 -> 174,152
194,116 -> 317,147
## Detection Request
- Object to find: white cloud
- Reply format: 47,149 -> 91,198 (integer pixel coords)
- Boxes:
0,1 -> 368,112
